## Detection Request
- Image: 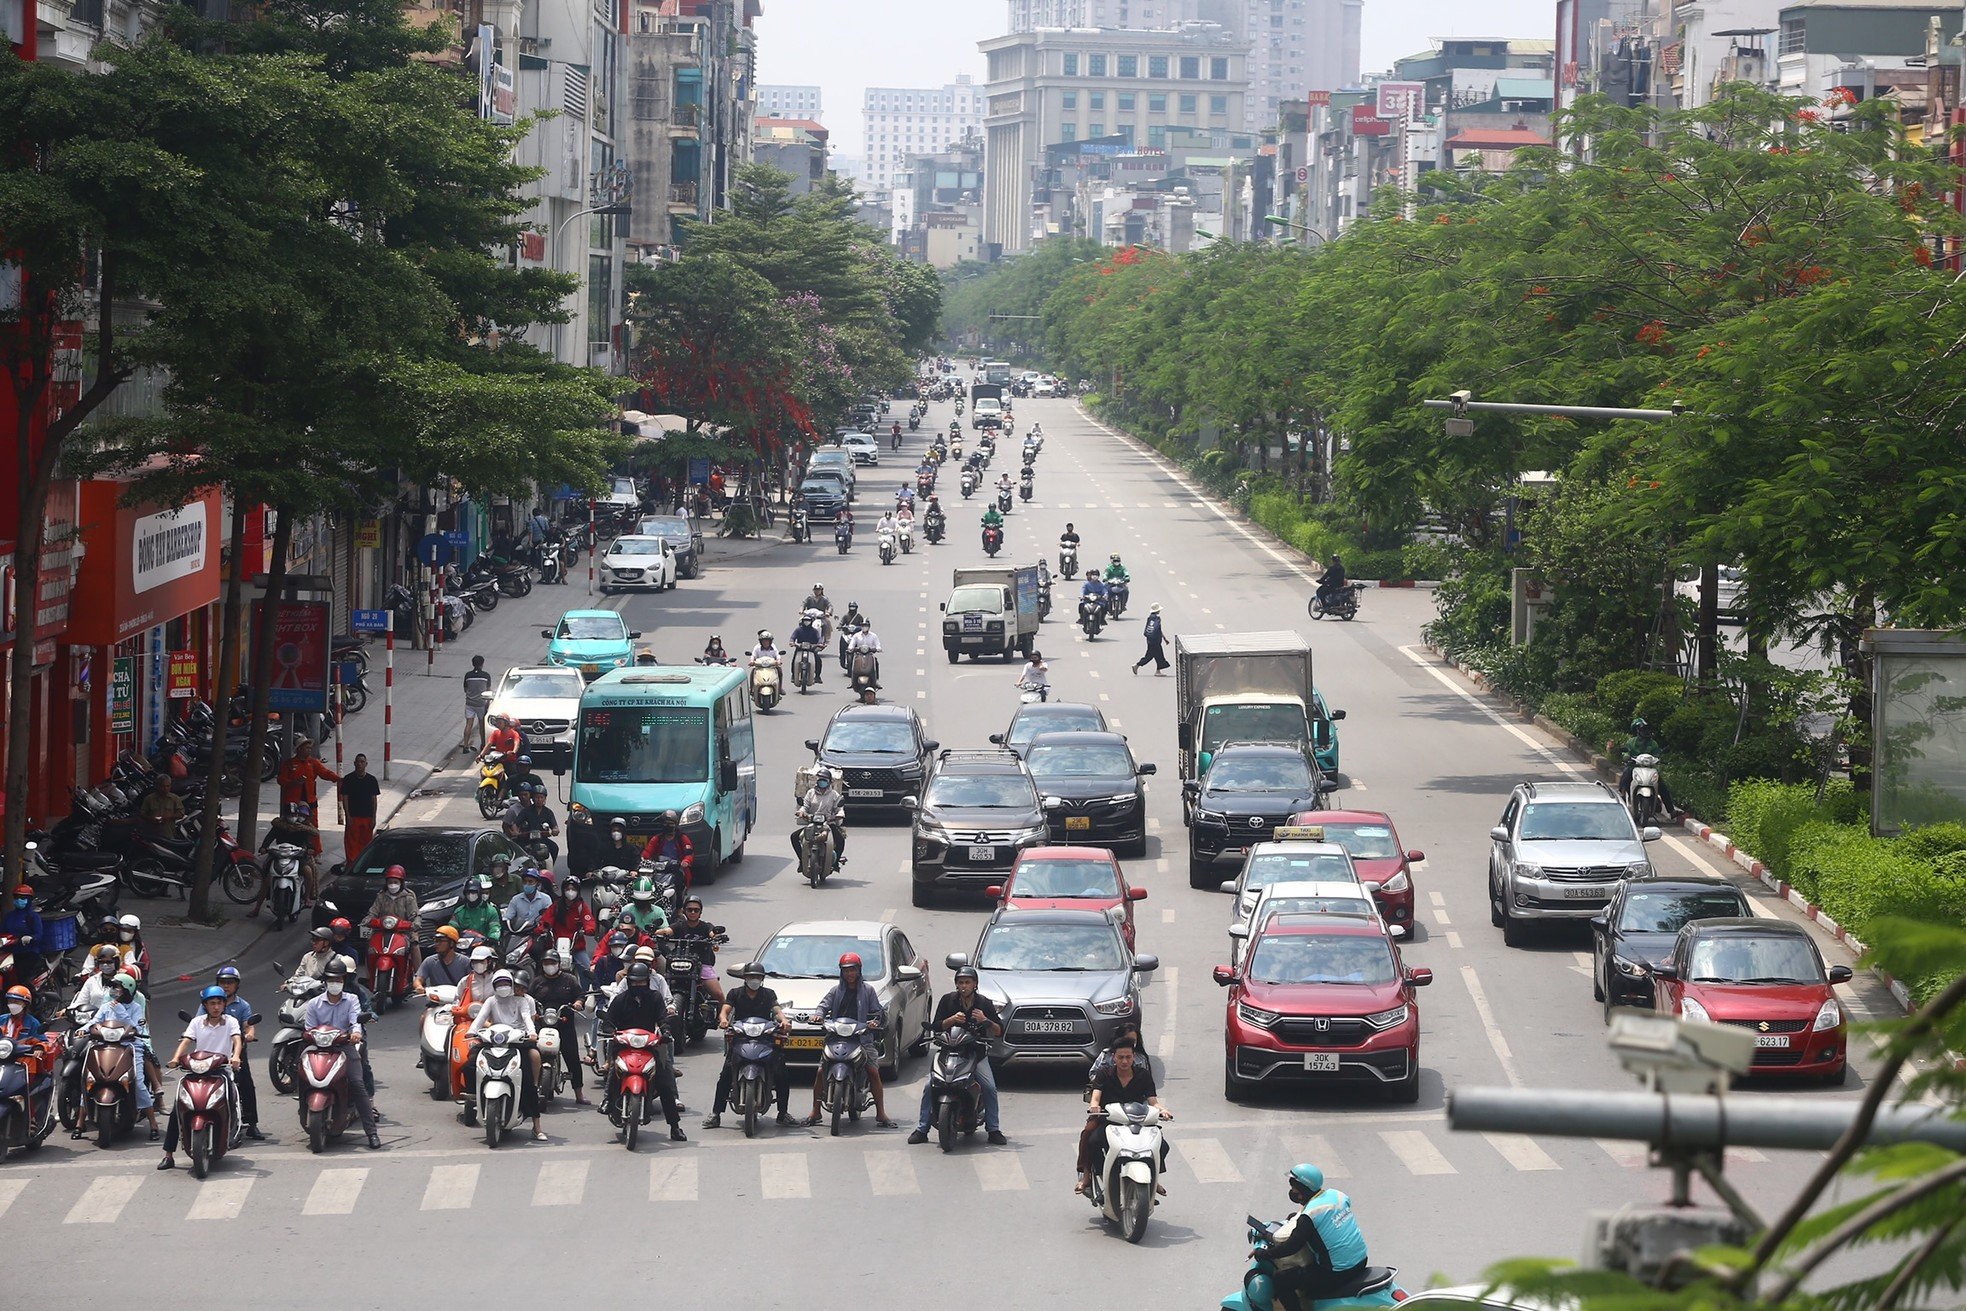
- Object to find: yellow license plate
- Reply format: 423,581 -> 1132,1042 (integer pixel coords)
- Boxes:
581,663 -> 600,675
786,1034 -> 823,1050
1065,816 -> 1091,831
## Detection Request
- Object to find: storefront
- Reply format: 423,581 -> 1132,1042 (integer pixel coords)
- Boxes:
68,481 -> 224,788
0,479 -> 83,829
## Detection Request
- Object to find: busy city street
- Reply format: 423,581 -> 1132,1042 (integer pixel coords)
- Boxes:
0,392 -> 1899,1305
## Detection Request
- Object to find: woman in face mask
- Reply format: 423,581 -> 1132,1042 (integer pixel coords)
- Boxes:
111,914 -> 151,982
363,865 -> 424,976
467,970 -> 544,1139
528,951 -> 588,1104
1,984 -> 44,1042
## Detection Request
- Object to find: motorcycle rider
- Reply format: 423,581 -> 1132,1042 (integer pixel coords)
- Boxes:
1314,554 -> 1348,611
846,622 -> 882,688
922,495 -> 945,540
875,508 -> 900,546
1,985 -> 42,1045
253,804 -> 321,914
801,953 -> 895,1128
1080,571 -> 1110,618
1015,651 -> 1051,702
482,713 -> 523,763
1075,1036 -> 1169,1196
792,768 -> 848,868
362,866 -> 423,977
536,876 -> 598,979
906,965 -> 1006,1146
704,961 -> 793,1130
639,810 -> 696,890
416,925 -> 471,993
213,965 -> 264,1141
1102,553 -> 1130,587
1617,717 -> 1666,798
791,610 -> 827,686
156,985 -> 243,1170
82,971 -> 159,1139
504,869 -> 553,934
3,886 -> 42,962
1261,1163 -> 1374,1309
295,926 -> 356,982
597,961 -> 685,1140
466,969 -> 545,1141
68,945 -> 125,1020
981,502 -> 1005,537
449,879 -> 504,944
747,630 -> 783,690
1059,522 -> 1080,560
529,951 -> 589,1104
996,471 -> 1014,503
801,583 -> 834,630
501,781 -> 560,865
656,896 -> 725,1006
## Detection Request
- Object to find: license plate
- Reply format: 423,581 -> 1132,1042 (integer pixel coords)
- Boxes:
581,664 -> 600,674
1562,886 -> 1609,900
1303,1052 -> 1341,1072
1065,816 -> 1091,831
967,846 -> 997,862
1021,1020 -> 1076,1034
848,788 -> 881,799
963,614 -> 983,630
786,1034 -> 822,1050
1754,1034 -> 1790,1049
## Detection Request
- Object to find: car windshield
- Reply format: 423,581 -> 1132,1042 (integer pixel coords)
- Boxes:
641,517 -> 690,539
948,586 -> 1005,614
576,707 -> 709,784
1013,858 -> 1122,899
1243,852 -> 1360,890
558,615 -> 626,642
978,920 -> 1124,972
1206,757 -> 1313,793
1619,890 -> 1747,934
1257,896 -> 1374,926
1246,934 -> 1398,986
1026,743 -> 1135,779
1519,801 -> 1635,842
1315,823 -> 1403,861
498,671 -> 584,700
1202,704 -> 1309,753
825,720 -> 916,753
756,933 -> 886,980
609,538 -> 664,557
799,482 -> 838,497
927,774 -> 1037,809
1686,934 -> 1824,984
1009,707 -> 1102,746
347,837 -> 470,881
610,478 -> 637,497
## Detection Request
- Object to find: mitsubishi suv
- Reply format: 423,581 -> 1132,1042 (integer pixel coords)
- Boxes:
1488,780 -> 1660,947
907,749 -> 1049,906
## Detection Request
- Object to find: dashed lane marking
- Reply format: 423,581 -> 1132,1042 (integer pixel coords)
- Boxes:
301,1167 -> 368,1216
421,1163 -> 479,1211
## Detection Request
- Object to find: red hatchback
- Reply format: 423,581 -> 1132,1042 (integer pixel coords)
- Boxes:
1649,918 -> 1853,1083
1291,810 -> 1423,934
1214,912 -> 1432,1104
989,847 -> 1146,948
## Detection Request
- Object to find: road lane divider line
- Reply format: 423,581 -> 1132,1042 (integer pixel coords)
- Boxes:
865,1150 -> 920,1196
1162,907 -> 1176,924
1429,891 -> 1446,908
186,1177 -> 253,1221
533,1159 -> 588,1206
1156,966 -> 1179,1060
973,1153 -> 1029,1191
1177,1137 -> 1245,1184
1432,907 -> 1452,927
1458,965 -> 1522,1087
761,1152 -> 810,1199
65,1175 -> 143,1224
1445,931 -> 1464,949
420,1163 -> 479,1211
1482,1133 -> 1560,1172
881,907 -> 897,923
300,1167 -> 368,1216
1380,1130 -> 1456,1176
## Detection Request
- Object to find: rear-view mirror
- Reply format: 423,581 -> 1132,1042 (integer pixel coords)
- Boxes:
944,952 -> 970,970
1126,887 -> 1147,901
1331,709 -> 1347,721
1489,826 -> 1509,844
1641,826 -> 1662,842
1406,850 -> 1425,863
1407,968 -> 1434,988
988,733 -> 1006,746
1828,964 -> 1854,984
1649,962 -> 1677,980
894,964 -> 923,983
1138,764 -> 1157,776
804,739 -> 820,752
1219,880 -> 1238,894
984,886 -> 1005,900
923,740 -> 940,753
1211,965 -> 1238,987
539,629 -> 552,639
1132,953 -> 1159,973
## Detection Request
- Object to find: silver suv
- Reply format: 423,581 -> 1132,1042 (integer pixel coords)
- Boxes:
1487,780 -> 1659,946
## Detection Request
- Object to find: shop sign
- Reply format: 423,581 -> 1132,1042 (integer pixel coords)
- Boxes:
251,598 -> 331,713
355,520 -> 382,550
108,656 -> 136,733
167,649 -> 199,699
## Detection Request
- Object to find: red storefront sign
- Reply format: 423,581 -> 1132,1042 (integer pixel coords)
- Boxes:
1351,105 -> 1390,137
1306,90 -> 1332,107
68,483 -> 223,646
167,649 -> 199,698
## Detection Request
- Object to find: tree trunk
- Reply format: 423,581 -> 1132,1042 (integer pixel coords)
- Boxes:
1840,587 -> 1878,797
3,392 -> 58,883
234,509 -> 294,853
189,500 -> 249,920
1696,559 -> 1720,686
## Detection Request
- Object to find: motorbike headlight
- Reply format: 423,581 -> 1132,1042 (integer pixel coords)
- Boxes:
679,804 -> 705,827
1679,997 -> 1711,1024
1362,1004 -> 1410,1030
1813,999 -> 1843,1031
1236,1002 -> 1281,1030
1379,871 -> 1411,894
1093,996 -> 1136,1016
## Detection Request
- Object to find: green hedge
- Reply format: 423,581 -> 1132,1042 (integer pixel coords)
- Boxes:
1594,670 -> 1686,724
1726,780 -> 1866,882
1539,692 -> 1617,752
1787,821 -> 1966,934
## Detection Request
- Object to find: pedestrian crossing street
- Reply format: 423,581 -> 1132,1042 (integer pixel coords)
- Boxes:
4,1123 -> 1786,1227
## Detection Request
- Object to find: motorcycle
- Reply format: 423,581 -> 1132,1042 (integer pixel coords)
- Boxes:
364,917 -> 414,1015
725,1015 -> 783,1139
816,1016 -> 878,1137
476,751 -> 509,820
1088,1100 -> 1168,1243
796,812 -> 837,888
262,842 -> 305,926
1308,582 -> 1363,622
996,488 -> 1013,515
419,984 -> 458,1098
1017,680 -> 1048,706
982,525 -> 1003,558
1626,753 -> 1664,826
1107,579 -> 1130,619
55,1000 -> 94,1130
848,649 -> 880,695
169,1008 -> 256,1178
835,521 -> 853,556
470,1023 -> 530,1147
917,471 -> 934,497
297,1025 -> 361,1153
664,934 -> 726,1048
960,469 -> 978,499
1060,544 -> 1079,579
790,507 -> 810,543
266,968 -> 324,1094
878,528 -> 897,566
0,1027 -> 62,1159
79,1020 -> 141,1148
791,645 -> 822,695
1018,472 -> 1034,502
908,415 -> 919,432
749,655 -> 783,713
1220,1216 -> 1404,1311
927,1019 -> 991,1152
898,520 -> 915,554
602,1026 -> 666,1151
1079,597 -> 1107,639
924,512 -> 945,545
536,1008 -> 567,1103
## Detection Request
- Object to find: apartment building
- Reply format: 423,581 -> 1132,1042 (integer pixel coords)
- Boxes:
623,0 -> 760,254
757,82 -> 823,121
862,75 -> 986,194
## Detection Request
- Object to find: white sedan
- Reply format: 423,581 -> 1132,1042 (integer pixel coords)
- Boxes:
599,534 -> 678,592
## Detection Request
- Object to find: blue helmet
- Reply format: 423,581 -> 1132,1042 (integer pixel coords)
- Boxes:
215,966 -> 241,983
1288,1163 -> 1324,1197
200,985 -> 227,1002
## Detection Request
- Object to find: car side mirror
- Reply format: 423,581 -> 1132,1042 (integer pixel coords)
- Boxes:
1406,968 -> 1434,988
1042,798 -> 1062,810
1331,709 -> 1347,721
1219,880 -> 1238,894
900,796 -> 919,810
938,603 -> 946,612
924,740 -> 940,753
628,631 -> 643,640
1828,964 -> 1854,984
944,952 -> 969,970
988,733 -> 1006,746
1138,763 -> 1157,776
540,629 -> 552,639
804,739 -> 821,752
1182,780 -> 1199,796
1641,826 -> 1662,842
1127,887 -> 1147,901
1132,954 -> 1159,974
1211,965 -> 1238,987
1489,825 -> 1509,843
1406,850 -> 1425,863
1317,779 -> 1340,794
1589,914 -> 1608,930
894,964 -> 923,983
327,864 -> 346,879
1649,962 -> 1677,980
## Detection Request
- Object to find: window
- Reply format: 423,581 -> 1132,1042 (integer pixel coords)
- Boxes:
1089,122 -> 1103,137
1148,92 -> 1167,112
1178,93 -> 1198,114
1211,57 -> 1230,80
1061,123 -> 1078,140
1118,54 -> 1137,77
1088,53 -> 1108,76
1062,91 -> 1078,109
1089,92 -> 1105,109
1149,54 -> 1168,78
1148,124 -> 1167,146
1063,52 -> 1079,75
1210,94 -> 1228,115
1118,92 -> 1135,110
1179,55 -> 1199,79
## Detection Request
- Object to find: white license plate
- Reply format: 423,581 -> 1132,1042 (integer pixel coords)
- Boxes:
1562,886 -> 1609,900
1022,1020 -> 1076,1034
848,788 -> 881,799
1754,1034 -> 1790,1049
1302,1052 -> 1341,1072
967,846 -> 997,862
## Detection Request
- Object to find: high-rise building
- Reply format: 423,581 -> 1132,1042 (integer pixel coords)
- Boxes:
861,75 -> 985,194
757,83 -> 825,122
1007,0 -> 1204,25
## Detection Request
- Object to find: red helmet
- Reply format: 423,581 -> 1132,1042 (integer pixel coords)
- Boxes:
838,952 -> 862,972
384,865 -> 407,883
330,917 -> 352,934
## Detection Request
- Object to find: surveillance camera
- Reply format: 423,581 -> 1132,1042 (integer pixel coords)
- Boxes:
1449,389 -> 1473,406
1669,400 -> 1686,417
1608,1010 -> 1754,1094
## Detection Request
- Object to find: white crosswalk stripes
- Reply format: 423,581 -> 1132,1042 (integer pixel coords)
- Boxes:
186,1178 -> 254,1221
301,1167 -> 368,1215
864,1149 -> 920,1196
532,1159 -> 589,1206
65,1176 -> 142,1224
0,1178 -> 27,1219
1380,1131 -> 1456,1176
1177,1137 -> 1245,1184
1288,1135 -> 1350,1179
1596,1138 -> 1648,1168
973,1152 -> 1029,1191
421,1163 -> 479,1211
649,1156 -> 699,1202
760,1152 -> 810,1199
1482,1133 -> 1559,1172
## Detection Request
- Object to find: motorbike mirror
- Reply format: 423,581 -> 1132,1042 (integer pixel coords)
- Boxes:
177,1009 -> 193,1022
1127,887 -> 1147,901
1641,826 -> 1662,842
271,962 -> 285,976
358,1012 -> 377,1023
1211,965 -> 1238,987
1131,954 -> 1159,974
944,952 -> 970,970
1137,763 -> 1157,776
248,1013 -> 263,1025
1406,850 -> 1425,863
1406,968 -> 1434,988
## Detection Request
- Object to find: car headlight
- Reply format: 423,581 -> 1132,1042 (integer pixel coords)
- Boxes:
1613,956 -> 1646,978
1379,871 -> 1411,894
1813,999 -> 1843,1031
1011,825 -> 1048,844
613,657 -> 628,667
1236,1001 -> 1281,1030
680,803 -> 705,826
1104,792 -> 1139,806
1362,1004 -> 1410,1030
1679,997 -> 1711,1024
1625,860 -> 1652,877
1513,862 -> 1542,880
1093,996 -> 1135,1016
1195,809 -> 1225,824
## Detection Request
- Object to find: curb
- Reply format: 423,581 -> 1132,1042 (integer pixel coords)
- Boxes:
1423,641 -> 1917,1017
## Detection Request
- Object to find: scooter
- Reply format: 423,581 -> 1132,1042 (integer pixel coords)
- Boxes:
1308,582 -> 1363,622
602,1026 -> 666,1151
1626,753 -> 1664,826
725,1015 -> 783,1139
664,935 -> 726,1047
790,507 -> 810,543
750,655 -> 783,712
924,512 -> 946,545
982,525 -> 1003,558
927,1019 -> 991,1152
536,1010 -> 566,1103
297,1025 -> 360,1153
476,752 -> 509,820
1089,1100 -> 1167,1243
0,1027 -> 62,1159
1018,471 -> 1034,502
169,1008 -> 255,1178
796,812 -> 837,888
961,469 -> 978,499
471,1023 -> 529,1148
878,528 -> 897,566
1060,544 -> 1079,579
816,1016 -> 878,1137
898,520 -> 915,554
266,967 -> 324,1095
1219,1216 -> 1404,1311
1107,579 -> 1130,619
419,985 -> 458,1098
364,917 -> 414,1015
996,488 -> 1013,515
848,650 -> 880,695
78,1020 -> 140,1148
55,1000 -> 94,1130
1079,597 -> 1107,639
263,842 -> 305,926
791,645 -> 822,695
1018,680 -> 1049,706
835,521 -> 853,555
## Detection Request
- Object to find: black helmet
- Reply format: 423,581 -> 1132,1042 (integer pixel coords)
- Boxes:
660,809 -> 680,829
324,961 -> 350,982
626,962 -> 652,986
954,965 -> 979,984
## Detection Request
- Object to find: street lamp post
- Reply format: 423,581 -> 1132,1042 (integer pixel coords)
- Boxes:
1262,214 -> 1330,245
548,202 -> 630,362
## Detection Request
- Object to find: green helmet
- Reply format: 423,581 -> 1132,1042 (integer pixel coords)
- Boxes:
631,875 -> 658,905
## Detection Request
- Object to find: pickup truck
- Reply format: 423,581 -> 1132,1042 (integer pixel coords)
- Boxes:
940,565 -> 1043,662
1174,631 -> 1317,791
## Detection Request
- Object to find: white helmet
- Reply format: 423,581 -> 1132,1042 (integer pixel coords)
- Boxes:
470,945 -> 496,963
491,970 -> 516,987
758,630 -> 774,645
802,608 -> 822,621
118,913 -> 141,931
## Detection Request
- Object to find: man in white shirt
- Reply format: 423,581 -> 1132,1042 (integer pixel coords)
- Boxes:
1016,652 -> 1051,702
749,629 -> 781,665
467,969 -> 544,1141
845,625 -> 882,690
158,986 -> 243,1170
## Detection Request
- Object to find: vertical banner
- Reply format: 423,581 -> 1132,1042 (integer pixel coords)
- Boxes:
167,649 -> 199,699
147,626 -> 165,747
251,599 -> 332,713
108,656 -> 136,734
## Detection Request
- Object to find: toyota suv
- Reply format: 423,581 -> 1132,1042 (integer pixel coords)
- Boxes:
1184,743 -> 1333,888
1488,780 -> 1659,947
907,749 -> 1048,906
801,703 -> 938,814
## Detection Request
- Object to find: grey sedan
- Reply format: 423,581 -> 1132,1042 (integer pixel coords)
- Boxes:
949,907 -> 1159,1068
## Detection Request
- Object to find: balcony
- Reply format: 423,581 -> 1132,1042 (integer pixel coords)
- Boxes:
667,181 -> 699,209
670,103 -> 701,136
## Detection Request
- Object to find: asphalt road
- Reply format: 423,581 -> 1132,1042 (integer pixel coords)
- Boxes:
16,394 -> 1897,1307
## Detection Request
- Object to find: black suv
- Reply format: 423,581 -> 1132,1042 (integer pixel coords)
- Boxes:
1591,874 -> 1750,1020
1184,743 -> 1333,886
1022,730 -> 1155,856
805,703 -> 938,814
907,749 -> 1049,906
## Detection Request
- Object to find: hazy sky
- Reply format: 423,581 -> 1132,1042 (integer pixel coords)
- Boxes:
753,0 -> 1554,157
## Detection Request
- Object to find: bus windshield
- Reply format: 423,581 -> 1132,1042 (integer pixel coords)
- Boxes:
577,707 -> 709,784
